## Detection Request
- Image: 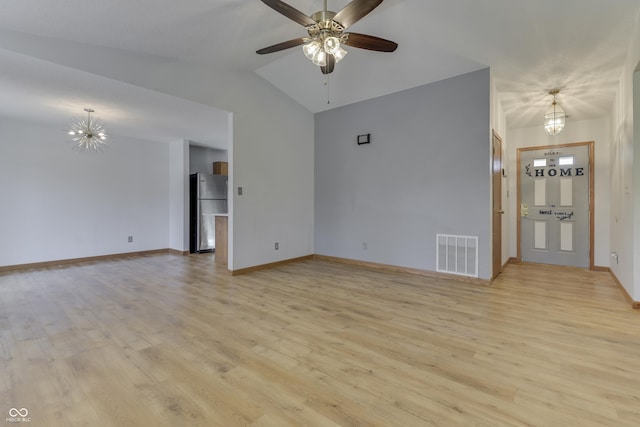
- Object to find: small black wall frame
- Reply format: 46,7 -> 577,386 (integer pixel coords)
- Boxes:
357,134 -> 370,145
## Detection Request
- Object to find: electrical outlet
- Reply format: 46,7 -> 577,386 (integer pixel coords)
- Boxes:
362,242 -> 368,250
238,186 -> 243,196
274,242 -> 279,250
128,236 -> 133,243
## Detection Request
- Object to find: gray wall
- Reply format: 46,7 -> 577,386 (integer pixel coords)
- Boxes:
0,117 -> 170,267
315,68 -> 492,279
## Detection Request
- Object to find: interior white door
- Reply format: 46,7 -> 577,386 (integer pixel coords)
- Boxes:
519,144 -> 590,267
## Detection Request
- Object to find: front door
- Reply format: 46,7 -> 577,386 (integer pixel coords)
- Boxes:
518,142 -> 593,268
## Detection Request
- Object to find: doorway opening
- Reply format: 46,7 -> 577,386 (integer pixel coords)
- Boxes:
492,130 -> 503,279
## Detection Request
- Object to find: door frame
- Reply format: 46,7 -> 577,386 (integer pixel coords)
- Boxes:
516,141 -> 595,269
492,130 -> 503,280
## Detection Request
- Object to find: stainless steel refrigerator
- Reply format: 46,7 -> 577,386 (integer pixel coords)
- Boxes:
189,173 -> 227,253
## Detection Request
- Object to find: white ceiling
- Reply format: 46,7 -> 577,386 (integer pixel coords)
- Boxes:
0,0 -> 639,145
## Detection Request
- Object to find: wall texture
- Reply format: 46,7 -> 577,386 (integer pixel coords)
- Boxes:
169,140 -> 189,252
0,117 -> 170,267
315,69 -> 492,279
610,20 -> 640,301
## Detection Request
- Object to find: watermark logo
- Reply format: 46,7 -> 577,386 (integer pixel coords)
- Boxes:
6,408 -> 31,423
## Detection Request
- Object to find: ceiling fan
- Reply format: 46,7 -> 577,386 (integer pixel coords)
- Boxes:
256,0 -> 398,74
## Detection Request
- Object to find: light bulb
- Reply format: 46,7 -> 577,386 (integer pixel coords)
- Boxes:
323,36 -> 341,55
544,101 -> 566,136
303,40 -> 321,60
333,47 -> 347,63
312,50 -> 327,67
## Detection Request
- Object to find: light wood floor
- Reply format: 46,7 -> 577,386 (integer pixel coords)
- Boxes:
1,254 -> 639,426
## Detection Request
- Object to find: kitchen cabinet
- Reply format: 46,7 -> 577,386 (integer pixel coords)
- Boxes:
215,215 -> 228,266
213,161 -> 228,176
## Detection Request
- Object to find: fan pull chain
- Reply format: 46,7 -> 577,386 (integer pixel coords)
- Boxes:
325,75 -> 330,104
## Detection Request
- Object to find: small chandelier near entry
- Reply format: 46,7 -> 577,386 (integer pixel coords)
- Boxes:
544,89 -> 566,136
68,108 -> 107,151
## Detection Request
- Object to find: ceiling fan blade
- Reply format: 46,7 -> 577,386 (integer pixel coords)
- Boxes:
333,0 -> 383,29
260,0 -> 316,27
256,37 -> 306,54
343,32 -> 398,52
321,54 -> 336,74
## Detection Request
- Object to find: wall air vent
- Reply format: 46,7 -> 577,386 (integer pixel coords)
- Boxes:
436,234 -> 478,278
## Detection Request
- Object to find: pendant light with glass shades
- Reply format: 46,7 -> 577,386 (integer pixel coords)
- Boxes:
544,89 -> 566,136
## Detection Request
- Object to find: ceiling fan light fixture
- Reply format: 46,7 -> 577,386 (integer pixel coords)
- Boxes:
333,46 -> 347,63
544,89 -> 566,136
304,33 -> 344,67
258,0 -> 398,75
323,36 -> 341,55
303,39 -> 321,60
311,49 -> 327,67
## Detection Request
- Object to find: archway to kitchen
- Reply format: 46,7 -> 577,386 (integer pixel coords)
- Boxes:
170,110 -> 233,270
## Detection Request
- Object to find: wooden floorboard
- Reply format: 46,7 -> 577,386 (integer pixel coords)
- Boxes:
1,254 -> 639,426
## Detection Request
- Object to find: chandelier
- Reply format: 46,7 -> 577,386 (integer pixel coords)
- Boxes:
544,89 -> 566,136
68,108 -> 107,151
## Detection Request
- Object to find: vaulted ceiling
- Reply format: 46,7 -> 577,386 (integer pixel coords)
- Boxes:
0,0 -> 639,146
